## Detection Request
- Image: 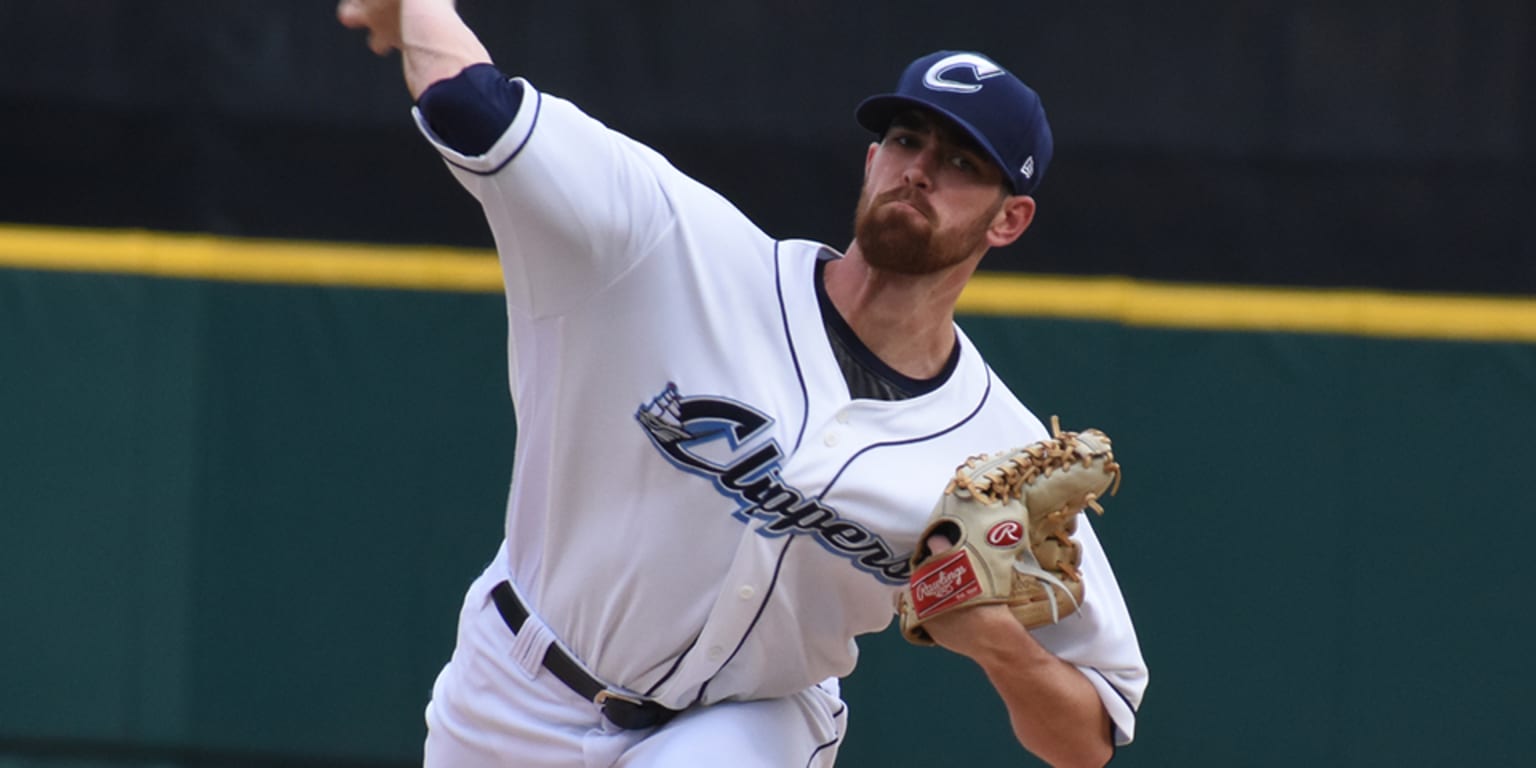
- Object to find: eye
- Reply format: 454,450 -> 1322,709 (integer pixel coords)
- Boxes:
949,153 -> 980,173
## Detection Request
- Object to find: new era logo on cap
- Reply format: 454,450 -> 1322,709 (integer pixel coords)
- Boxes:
855,50 -> 1054,195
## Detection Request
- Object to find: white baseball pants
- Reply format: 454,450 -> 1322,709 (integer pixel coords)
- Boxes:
423,568 -> 848,767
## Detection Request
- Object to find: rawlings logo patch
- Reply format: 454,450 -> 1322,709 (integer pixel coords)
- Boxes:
986,520 -> 1023,547
910,550 -> 982,619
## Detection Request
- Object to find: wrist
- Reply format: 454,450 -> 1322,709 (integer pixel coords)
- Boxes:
930,604 -> 1039,666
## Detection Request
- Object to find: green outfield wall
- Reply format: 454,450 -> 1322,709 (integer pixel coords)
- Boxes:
3,235 -> 1533,767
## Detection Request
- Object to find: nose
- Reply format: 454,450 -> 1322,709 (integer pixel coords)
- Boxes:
901,146 -> 938,190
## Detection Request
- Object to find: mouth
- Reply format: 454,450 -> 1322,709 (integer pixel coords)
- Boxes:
878,192 -> 933,221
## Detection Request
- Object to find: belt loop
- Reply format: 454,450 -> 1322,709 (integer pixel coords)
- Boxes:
507,609 -> 556,681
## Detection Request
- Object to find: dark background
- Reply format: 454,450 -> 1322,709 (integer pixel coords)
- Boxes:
2,0 -> 1531,293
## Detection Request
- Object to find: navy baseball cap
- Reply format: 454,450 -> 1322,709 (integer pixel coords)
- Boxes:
856,51 -> 1053,195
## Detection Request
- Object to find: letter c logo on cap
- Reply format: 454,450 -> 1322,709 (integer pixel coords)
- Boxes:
923,53 -> 1004,94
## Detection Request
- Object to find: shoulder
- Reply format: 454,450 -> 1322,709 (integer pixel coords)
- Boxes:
952,329 -> 1049,438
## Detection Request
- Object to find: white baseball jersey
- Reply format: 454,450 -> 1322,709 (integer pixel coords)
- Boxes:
413,75 -> 1147,752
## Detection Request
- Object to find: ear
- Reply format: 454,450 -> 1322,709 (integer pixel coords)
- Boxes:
864,142 -> 879,178
986,194 -> 1036,248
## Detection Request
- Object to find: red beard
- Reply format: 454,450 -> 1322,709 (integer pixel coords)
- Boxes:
852,188 -> 997,275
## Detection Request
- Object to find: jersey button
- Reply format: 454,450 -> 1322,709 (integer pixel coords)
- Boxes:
835,410 -> 851,424
737,585 -> 756,600
823,432 -> 839,447
707,645 -> 725,661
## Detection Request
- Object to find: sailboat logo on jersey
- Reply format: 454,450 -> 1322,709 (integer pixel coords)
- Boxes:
637,383 -> 909,584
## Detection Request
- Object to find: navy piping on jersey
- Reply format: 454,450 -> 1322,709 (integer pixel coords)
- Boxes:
416,63 -> 525,155
688,249 -> 994,699
807,703 -> 845,765
690,535 -> 799,706
820,368 -> 994,496
427,76 -> 543,178
687,245 -> 843,700
691,356 -> 993,703
1089,666 -> 1138,713
640,632 -> 700,699
626,244 -> 811,703
1088,666 -> 1132,760
806,734 -> 841,767
774,242 -> 813,454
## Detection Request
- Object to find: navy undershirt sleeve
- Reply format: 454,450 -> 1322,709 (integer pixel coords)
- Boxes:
416,62 -> 524,156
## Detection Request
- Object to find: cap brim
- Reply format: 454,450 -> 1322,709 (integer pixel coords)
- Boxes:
855,94 -> 913,134
854,94 -> 1019,193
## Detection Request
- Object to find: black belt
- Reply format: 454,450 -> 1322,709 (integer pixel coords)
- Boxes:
490,580 -> 681,730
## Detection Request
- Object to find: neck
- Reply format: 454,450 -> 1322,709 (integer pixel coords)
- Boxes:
823,244 -> 981,380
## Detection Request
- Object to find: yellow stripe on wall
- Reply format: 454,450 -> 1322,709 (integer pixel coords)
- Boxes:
0,224 -> 503,293
2,223 -> 1534,344
959,273 -> 1536,344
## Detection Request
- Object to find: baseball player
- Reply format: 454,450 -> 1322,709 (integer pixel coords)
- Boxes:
338,1 -> 1147,766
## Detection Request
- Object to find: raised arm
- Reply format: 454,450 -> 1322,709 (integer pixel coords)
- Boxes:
337,0 -> 491,99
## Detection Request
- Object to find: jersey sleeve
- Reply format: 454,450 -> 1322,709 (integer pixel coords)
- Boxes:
982,390 -> 1148,744
411,71 -> 681,318
1033,516 -> 1149,746
416,63 -> 525,157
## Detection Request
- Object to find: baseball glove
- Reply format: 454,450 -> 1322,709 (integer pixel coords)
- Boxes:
896,417 -> 1121,646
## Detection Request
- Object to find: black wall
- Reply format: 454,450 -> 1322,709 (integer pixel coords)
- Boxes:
2,0 -> 1531,293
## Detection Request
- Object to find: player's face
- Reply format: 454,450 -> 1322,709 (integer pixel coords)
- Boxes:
853,110 -> 1009,275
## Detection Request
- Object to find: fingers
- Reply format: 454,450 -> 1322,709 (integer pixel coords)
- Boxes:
336,0 -> 364,28
338,0 -> 397,57
368,32 -> 393,55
